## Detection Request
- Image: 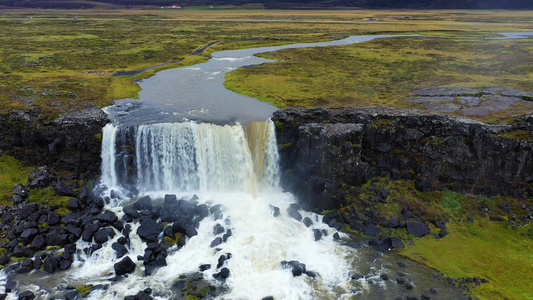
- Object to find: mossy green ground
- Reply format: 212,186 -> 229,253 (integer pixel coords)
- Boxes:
225,37 -> 533,122
401,219 -> 533,300
0,154 -> 33,204
0,9 -> 531,119
28,187 -> 72,215
341,179 -> 533,300
0,154 -> 73,215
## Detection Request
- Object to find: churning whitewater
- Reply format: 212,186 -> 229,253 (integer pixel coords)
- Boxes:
89,120 -> 360,299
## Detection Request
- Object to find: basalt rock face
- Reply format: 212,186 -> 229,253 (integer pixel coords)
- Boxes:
0,107 -> 108,178
273,107 -> 533,212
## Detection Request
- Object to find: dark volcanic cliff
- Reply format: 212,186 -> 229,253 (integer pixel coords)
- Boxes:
273,107 -> 533,212
0,107 -> 108,179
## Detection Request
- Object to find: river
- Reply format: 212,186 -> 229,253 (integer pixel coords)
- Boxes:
6,32 -> 532,300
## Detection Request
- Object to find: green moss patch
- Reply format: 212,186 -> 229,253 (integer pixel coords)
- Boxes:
0,154 -> 33,205
28,187 -> 71,215
400,219 -> 533,300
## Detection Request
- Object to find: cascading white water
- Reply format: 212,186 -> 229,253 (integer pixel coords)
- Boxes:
101,121 -> 279,195
86,120 -> 362,299
100,124 -> 119,190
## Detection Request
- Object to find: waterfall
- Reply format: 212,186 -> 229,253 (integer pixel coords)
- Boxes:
100,120 -> 280,196
100,124 -> 118,190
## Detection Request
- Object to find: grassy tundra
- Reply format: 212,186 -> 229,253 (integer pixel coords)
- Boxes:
0,8 -> 532,299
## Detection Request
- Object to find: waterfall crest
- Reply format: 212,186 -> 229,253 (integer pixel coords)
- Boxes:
100,120 -> 280,195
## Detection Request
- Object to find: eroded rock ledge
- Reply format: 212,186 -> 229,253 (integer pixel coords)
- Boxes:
0,107 -> 108,179
273,107 -> 533,211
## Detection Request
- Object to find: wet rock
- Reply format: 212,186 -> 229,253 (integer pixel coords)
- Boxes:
322,212 -> 341,230
55,181 -> 77,197
388,218 -> 400,228
60,259 -> 72,270
421,295 -> 431,300
77,186 -> 92,204
214,224 -> 225,235
210,204 -> 223,214
67,198 -> 80,211
112,242 -> 129,258
13,245 -> 35,258
397,261 -> 407,268
406,222 -> 430,237
313,229 -> 322,241
185,226 -> 198,238
199,264 -> 211,271
133,196 -> 152,211
123,205 -> 140,218
210,237 -> 223,248
215,267 -> 230,279
82,223 -> 99,242
65,224 -> 82,238
114,256 -> 136,276
363,224 -> 381,237
63,211 -> 83,226
96,210 -> 119,224
333,232 -> 340,240
429,288 -> 438,294
64,291 -> 80,300
4,280 -> 16,292
196,204 -> 209,220
217,253 -> 232,268
346,241 -> 361,249
390,237 -> 405,249
18,291 -> 36,300
94,227 -> 115,244
397,277 -> 406,284
306,270 -> 317,278
269,205 -> 280,217
160,196 -> 179,223
287,204 -> 302,221
171,220 -> 187,234
281,260 -> 306,276
43,256 -> 59,274
262,297 -> 274,300
302,217 -> 313,227
176,199 -> 197,219
20,228 -> 39,243
89,203 -> 102,215
137,290 -> 154,300
137,217 -> 163,242
0,255 -> 9,265
222,229 -> 232,242
369,237 -> 391,252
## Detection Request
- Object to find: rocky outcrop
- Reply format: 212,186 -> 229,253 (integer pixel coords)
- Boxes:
0,107 -> 108,179
273,107 -> 533,211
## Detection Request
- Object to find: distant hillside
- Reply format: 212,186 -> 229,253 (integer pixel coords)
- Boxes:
0,0 -> 531,10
